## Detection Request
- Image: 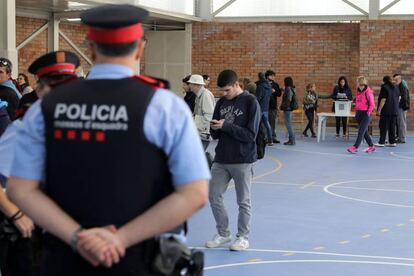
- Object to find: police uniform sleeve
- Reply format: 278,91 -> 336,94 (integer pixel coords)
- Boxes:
10,100 -> 45,181
144,89 -> 211,186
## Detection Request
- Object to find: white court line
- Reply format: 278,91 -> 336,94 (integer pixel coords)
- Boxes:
253,181 -> 414,194
204,259 -> 414,270
301,181 -> 317,189
390,152 -> 414,160
275,147 -> 414,162
324,179 -> 414,208
193,247 -> 414,263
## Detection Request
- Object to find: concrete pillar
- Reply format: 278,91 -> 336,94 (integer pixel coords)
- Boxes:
0,0 -> 18,78
48,16 -> 60,52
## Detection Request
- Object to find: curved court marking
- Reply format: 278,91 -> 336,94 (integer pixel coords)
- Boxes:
275,147 -> 414,162
253,157 -> 283,180
204,259 -> 414,270
253,181 -> 414,193
194,247 -> 414,263
324,179 -> 414,208
390,151 -> 414,160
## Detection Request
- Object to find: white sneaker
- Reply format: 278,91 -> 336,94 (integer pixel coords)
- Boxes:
229,236 -> 249,251
386,143 -> 397,147
205,234 -> 232,248
374,143 -> 385,147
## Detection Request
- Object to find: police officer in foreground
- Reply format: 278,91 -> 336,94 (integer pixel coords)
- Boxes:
0,51 -> 80,276
7,4 -> 209,276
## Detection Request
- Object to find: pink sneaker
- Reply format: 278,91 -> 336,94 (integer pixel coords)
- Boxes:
347,146 -> 358,154
365,146 -> 375,153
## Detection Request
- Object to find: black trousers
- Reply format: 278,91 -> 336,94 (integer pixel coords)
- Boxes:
41,235 -> 170,276
379,115 -> 397,144
0,237 -> 34,276
335,116 -> 347,135
303,108 -> 315,135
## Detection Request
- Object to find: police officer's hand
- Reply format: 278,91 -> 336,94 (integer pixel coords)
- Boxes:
78,226 -> 126,267
13,214 -> 34,238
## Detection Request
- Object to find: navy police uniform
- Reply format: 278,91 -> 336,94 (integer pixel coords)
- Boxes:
0,51 -> 79,276
10,4 -> 210,274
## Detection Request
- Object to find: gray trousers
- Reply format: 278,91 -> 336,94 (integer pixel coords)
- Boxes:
397,108 -> 407,142
209,162 -> 253,239
269,109 -> 278,139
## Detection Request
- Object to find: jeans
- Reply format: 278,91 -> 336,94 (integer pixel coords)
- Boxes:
304,108 -> 315,135
354,111 -> 373,148
284,111 -> 295,141
261,112 -> 273,141
209,163 -> 253,238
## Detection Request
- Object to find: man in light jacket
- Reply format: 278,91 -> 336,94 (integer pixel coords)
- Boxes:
189,74 -> 216,150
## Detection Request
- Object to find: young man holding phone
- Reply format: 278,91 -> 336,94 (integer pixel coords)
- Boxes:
206,70 -> 261,251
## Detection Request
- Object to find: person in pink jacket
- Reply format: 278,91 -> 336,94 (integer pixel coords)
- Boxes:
347,76 -> 376,153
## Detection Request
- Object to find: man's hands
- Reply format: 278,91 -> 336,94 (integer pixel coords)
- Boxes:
76,225 -> 126,268
13,214 -> 34,238
210,119 -> 225,130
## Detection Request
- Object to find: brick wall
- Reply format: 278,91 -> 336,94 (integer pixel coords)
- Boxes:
13,17 -> 414,128
360,20 -> 414,129
192,22 -> 360,114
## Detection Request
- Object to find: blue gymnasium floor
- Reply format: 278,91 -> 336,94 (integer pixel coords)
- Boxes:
188,132 -> 414,276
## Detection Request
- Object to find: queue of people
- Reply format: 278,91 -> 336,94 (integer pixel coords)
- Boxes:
0,3 -> 412,275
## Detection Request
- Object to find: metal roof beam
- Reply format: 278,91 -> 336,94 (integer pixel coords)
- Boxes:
380,0 -> 401,14
212,0 -> 238,17
342,0 -> 368,15
214,15 -> 366,23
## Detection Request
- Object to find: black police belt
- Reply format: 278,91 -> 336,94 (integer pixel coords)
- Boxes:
151,236 -> 204,276
43,232 -> 204,275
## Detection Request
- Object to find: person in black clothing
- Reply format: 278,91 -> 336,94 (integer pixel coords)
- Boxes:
332,76 -> 352,137
183,75 -> 196,113
256,72 -> 273,145
375,76 -> 399,147
280,77 -> 296,145
265,70 -> 281,143
303,83 -> 318,137
0,101 -> 10,136
0,58 -> 20,120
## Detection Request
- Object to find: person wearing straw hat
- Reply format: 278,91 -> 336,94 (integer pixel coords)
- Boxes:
188,74 -> 216,150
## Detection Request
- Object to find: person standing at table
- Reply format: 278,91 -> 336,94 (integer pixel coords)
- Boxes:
332,76 -> 352,137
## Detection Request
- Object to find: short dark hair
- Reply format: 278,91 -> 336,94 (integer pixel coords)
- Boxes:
383,76 -> 393,85
0,57 -> 12,74
393,73 -> 401,78
202,74 -> 210,81
284,76 -> 294,87
95,41 -> 138,57
217,70 -> 238,88
258,72 -> 266,80
182,75 -> 191,83
265,70 -> 275,78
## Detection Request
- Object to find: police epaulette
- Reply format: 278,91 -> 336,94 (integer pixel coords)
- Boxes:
132,75 -> 170,89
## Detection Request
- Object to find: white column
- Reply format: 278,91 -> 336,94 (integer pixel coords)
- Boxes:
198,0 -> 212,21
369,0 -> 380,19
48,15 -> 60,52
184,23 -> 192,74
0,0 -> 18,78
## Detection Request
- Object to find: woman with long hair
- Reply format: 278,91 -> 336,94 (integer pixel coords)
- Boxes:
280,76 -> 296,145
303,83 -> 318,137
332,76 -> 352,137
17,73 -> 33,95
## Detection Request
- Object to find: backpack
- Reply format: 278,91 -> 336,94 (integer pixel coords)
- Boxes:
290,90 -> 299,110
256,121 -> 266,160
